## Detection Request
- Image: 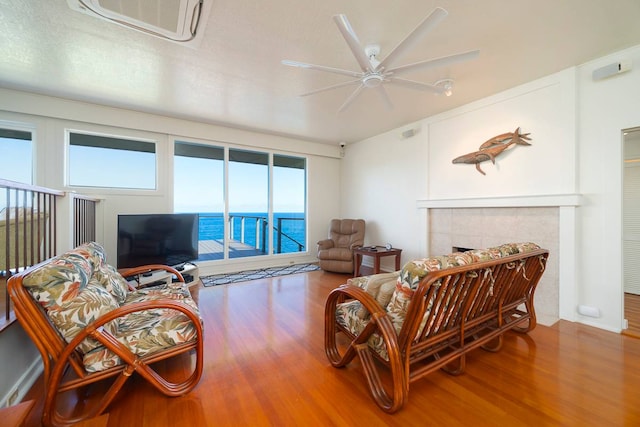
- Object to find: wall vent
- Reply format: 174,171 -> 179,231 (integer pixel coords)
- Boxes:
67,0 -> 210,45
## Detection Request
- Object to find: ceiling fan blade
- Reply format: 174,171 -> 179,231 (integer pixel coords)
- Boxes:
378,7 -> 448,70
333,14 -> 373,72
388,50 -> 480,76
338,84 -> 365,113
375,85 -> 393,110
282,60 -> 363,78
389,77 -> 444,94
300,79 -> 362,97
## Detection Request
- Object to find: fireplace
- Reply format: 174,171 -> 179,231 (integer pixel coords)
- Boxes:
417,194 -> 581,326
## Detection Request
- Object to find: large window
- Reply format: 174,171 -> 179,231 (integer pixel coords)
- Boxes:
0,127 -> 33,185
174,141 -> 225,260
174,141 -> 307,261
68,132 -> 156,189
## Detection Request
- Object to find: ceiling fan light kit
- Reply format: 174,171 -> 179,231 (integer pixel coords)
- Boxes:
282,7 -> 478,112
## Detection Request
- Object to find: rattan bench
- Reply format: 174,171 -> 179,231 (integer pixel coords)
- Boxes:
324,242 -> 549,413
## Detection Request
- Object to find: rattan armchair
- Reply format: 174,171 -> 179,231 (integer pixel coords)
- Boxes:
8,242 -> 204,427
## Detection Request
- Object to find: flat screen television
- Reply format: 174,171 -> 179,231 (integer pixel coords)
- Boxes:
117,213 -> 199,269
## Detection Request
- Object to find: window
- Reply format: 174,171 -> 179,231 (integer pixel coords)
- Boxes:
273,154 -> 306,254
228,149 -> 269,259
174,141 -> 225,260
173,141 -> 307,261
0,127 -> 33,184
68,132 -> 156,189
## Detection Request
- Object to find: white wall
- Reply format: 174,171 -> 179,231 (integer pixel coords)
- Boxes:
342,43 -> 640,332
576,44 -> 640,331
426,69 -> 576,199
341,122 -> 428,270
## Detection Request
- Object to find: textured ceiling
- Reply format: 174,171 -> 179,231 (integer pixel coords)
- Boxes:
1,1 -> 640,145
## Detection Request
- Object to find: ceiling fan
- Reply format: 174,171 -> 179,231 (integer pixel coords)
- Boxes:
282,7 -> 479,112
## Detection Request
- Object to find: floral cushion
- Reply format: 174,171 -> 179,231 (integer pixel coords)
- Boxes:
46,280 -> 120,353
22,242 -> 202,373
93,263 -> 130,304
83,282 -> 202,373
346,271 -> 400,319
335,242 -> 541,361
23,251 -> 95,309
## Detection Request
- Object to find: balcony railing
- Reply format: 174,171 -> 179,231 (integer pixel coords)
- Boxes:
228,214 -> 305,255
0,180 -> 99,330
198,213 -> 305,259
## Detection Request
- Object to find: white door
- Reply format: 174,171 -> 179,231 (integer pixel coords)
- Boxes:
623,129 -> 640,295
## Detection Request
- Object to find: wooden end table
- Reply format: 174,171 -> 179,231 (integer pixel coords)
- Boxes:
353,246 -> 402,277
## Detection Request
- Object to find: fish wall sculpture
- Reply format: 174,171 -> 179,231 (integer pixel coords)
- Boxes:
451,127 -> 532,175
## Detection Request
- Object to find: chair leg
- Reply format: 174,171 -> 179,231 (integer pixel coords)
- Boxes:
511,299 -> 537,333
441,354 -> 467,375
44,365 -> 133,427
481,335 -> 503,352
355,343 -> 408,413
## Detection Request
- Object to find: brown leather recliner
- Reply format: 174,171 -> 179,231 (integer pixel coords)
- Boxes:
317,219 -> 365,273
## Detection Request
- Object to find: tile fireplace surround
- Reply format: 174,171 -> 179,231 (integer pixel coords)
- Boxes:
417,194 -> 581,326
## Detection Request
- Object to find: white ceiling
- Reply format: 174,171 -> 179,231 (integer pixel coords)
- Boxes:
1,1 -> 640,145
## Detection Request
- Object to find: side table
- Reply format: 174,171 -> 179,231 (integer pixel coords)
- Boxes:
353,246 -> 402,277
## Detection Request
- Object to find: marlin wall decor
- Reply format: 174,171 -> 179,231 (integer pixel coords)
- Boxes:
452,127 -> 532,175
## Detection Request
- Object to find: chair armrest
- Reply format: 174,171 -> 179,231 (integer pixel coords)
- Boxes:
317,239 -> 335,250
118,264 -> 185,283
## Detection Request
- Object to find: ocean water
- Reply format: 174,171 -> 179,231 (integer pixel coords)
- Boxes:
198,212 -> 306,253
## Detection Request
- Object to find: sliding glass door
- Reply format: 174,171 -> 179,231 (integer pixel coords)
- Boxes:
273,154 -> 306,254
174,142 -> 225,260
174,141 -> 307,261
228,149 -> 269,259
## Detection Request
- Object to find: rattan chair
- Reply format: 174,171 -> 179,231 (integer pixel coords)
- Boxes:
8,242 -> 204,427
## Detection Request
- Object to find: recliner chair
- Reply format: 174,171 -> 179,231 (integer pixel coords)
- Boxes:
317,218 -> 365,273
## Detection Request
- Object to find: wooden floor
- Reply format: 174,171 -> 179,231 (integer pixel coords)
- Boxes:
22,271 -> 640,426
625,292 -> 640,336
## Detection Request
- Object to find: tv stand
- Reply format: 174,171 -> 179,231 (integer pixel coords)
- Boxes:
125,263 -> 199,289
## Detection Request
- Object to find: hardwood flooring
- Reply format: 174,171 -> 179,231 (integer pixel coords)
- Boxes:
22,271 -> 640,426
625,292 -> 640,337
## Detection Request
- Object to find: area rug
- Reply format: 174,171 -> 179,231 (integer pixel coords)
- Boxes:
201,263 -> 320,286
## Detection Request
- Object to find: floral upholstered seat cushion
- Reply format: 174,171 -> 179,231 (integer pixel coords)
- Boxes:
83,281 -> 202,373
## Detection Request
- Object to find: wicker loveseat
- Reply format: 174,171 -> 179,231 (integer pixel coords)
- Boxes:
8,242 -> 204,427
324,242 -> 549,413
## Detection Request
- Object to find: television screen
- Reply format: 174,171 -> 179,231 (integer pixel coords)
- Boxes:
117,213 -> 199,269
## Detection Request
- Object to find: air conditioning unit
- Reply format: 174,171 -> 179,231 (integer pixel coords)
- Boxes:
67,0 -> 210,45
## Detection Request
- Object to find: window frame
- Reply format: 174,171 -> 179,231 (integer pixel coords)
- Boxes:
65,127 -> 166,195
172,137 -> 309,261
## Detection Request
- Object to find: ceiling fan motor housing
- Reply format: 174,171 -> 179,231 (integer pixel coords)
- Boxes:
363,74 -> 383,87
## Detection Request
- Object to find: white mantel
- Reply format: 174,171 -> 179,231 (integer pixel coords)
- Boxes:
416,193 -> 581,324
416,193 -> 582,209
